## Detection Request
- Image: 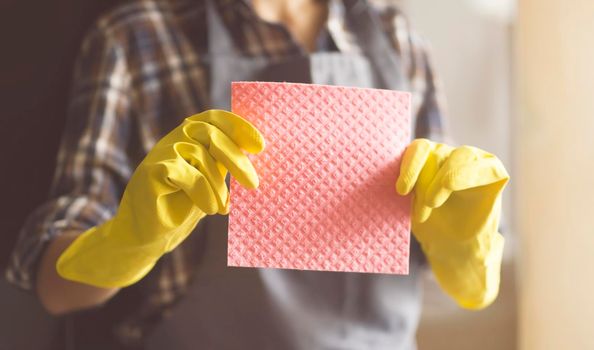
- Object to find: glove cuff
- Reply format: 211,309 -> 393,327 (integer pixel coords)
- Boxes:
56,219 -> 168,288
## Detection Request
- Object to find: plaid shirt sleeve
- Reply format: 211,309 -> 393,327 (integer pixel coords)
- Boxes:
375,3 -> 450,142
5,23 -> 134,290
412,44 -> 450,142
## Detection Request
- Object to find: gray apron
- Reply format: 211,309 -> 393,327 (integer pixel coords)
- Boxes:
147,1 -> 424,349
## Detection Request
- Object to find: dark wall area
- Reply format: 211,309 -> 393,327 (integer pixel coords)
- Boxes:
0,3 -> 122,347
0,0 -> 123,269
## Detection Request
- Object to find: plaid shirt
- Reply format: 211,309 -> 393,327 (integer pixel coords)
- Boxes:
7,0 -> 447,344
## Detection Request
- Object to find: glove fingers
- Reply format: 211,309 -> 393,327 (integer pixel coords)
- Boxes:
414,193 -> 434,224
424,146 -> 475,208
186,109 -> 266,154
215,162 -> 230,214
173,142 -> 229,214
412,144 -> 442,223
396,139 -> 434,196
425,146 -> 510,208
446,157 -> 510,192
425,183 -> 453,210
184,121 -> 260,190
162,158 -> 220,215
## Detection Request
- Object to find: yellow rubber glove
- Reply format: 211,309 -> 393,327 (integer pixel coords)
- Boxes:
396,139 -> 509,309
56,110 -> 265,288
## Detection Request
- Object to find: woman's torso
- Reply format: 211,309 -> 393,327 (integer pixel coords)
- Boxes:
67,1 -> 433,349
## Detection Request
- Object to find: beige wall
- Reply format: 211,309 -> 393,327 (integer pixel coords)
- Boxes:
515,1 -> 594,349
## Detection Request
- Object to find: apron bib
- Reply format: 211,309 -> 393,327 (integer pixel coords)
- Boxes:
146,1 -> 423,349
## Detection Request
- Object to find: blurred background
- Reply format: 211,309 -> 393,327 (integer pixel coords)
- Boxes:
1,0 -> 593,349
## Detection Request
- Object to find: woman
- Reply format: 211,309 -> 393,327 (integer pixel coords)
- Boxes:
7,0 -> 508,349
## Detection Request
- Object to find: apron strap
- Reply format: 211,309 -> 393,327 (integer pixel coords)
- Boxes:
206,0 -> 237,56
341,0 -> 408,91
207,0 -> 407,91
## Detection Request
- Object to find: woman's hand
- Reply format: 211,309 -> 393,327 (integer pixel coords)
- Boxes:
56,110 -> 265,289
396,139 -> 509,309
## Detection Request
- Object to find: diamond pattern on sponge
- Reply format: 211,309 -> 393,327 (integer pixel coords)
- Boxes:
228,82 -> 412,274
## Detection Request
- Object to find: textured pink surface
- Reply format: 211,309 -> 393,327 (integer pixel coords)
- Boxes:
228,82 -> 412,274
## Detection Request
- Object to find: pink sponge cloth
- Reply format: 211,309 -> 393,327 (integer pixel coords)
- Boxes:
228,82 -> 412,274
